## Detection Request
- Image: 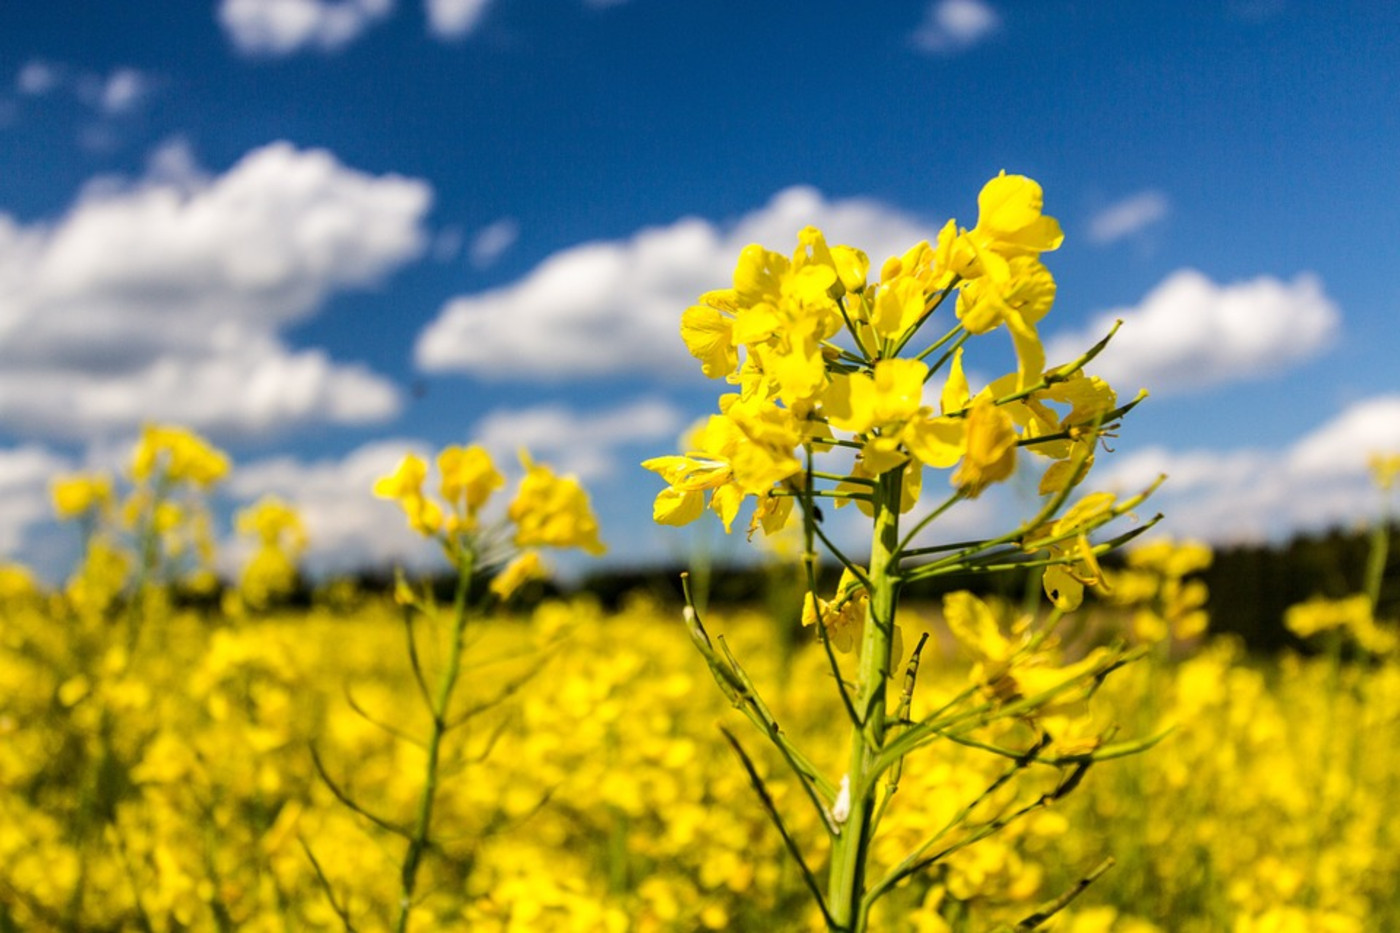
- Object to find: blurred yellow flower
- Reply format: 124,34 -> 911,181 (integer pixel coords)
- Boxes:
1368,451 -> 1400,491
372,453 -> 445,537
51,472 -> 114,519
509,454 -> 606,555
438,444 -> 504,519
131,425 -> 230,488
490,549 -> 548,600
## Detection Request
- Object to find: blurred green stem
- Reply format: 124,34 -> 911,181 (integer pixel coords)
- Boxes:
396,546 -> 474,933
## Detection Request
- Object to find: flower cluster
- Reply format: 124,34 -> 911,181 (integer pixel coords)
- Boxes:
646,173 -> 1134,543
373,445 -> 605,599
52,424 -> 229,619
1105,539 -> 1213,644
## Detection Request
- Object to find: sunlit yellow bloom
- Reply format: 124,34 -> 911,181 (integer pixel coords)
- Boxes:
509,454 -> 606,555
372,453 -> 444,536
831,245 -> 869,294
131,424 -> 230,487
870,275 -> 928,342
1024,492 -> 1118,611
986,368 -> 1119,493
969,172 -> 1065,265
680,302 -> 738,379
490,549 -> 548,600
943,590 -> 1108,710
823,358 -> 928,436
956,256 -> 1055,390
438,444 -> 504,520
801,566 -> 868,653
651,485 -> 706,526
644,396 -> 805,533
52,472 -> 114,519
951,398 -> 1018,497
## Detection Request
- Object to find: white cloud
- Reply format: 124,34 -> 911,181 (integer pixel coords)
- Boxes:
1045,269 -> 1339,395
14,61 -> 156,115
16,60 -> 61,96
1087,190 -> 1169,244
416,185 -> 939,379
219,0 -> 395,55
912,0 -> 1000,54
472,397 -> 684,480
0,141 -> 431,439
1095,395 -> 1400,544
1288,396 -> 1400,478
425,0 -> 492,39
468,217 -> 519,268
90,68 -> 153,116
0,445 -> 72,557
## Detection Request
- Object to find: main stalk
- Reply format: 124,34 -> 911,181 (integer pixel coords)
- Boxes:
826,468 -> 902,931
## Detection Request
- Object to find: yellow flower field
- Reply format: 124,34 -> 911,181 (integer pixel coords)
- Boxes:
3,584 -> 1399,931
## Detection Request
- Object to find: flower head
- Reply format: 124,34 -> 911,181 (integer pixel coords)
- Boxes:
509,454 -> 606,556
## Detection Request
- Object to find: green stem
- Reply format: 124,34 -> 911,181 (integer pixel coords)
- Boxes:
1363,503 -> 1390,611
826,468 -> 902,931
396,547 -> 474,933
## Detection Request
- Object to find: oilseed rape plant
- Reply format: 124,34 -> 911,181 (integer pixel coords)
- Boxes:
333,443 -> 606,931
645,172 -> 1164,931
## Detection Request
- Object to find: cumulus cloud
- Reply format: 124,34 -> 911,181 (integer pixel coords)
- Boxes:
472,397 -> 684,480
912,0 -> 1000,54
425,0 -> 492,38
0,141 -> 431,439
1045,269 -> 1340,395
468,217 -> 519,268
415,185 -> 939,380
1095,395 -> 1400,543
219,0 -> 395,55
1087,190 -> 1169,244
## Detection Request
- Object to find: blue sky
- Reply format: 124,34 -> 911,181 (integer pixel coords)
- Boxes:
1,0 -> 1398,578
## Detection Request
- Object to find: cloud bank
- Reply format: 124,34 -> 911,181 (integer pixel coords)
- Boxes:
0,141 -> 431,439
1097,395 -> 1400,543
1046,269 -> 1339,395
219,0 -> 395,55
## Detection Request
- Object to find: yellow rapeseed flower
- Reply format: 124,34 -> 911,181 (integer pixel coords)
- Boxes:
490,549 -> 548,600
372,453 -> 444,536
131,425 -> 230,488
438,444 -> 504,520
508,454 -> 606,555
51,472 -> 114,519
951,398 -> 1018,497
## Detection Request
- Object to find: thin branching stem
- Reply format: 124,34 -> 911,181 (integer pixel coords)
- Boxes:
721,727 -> 838,930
